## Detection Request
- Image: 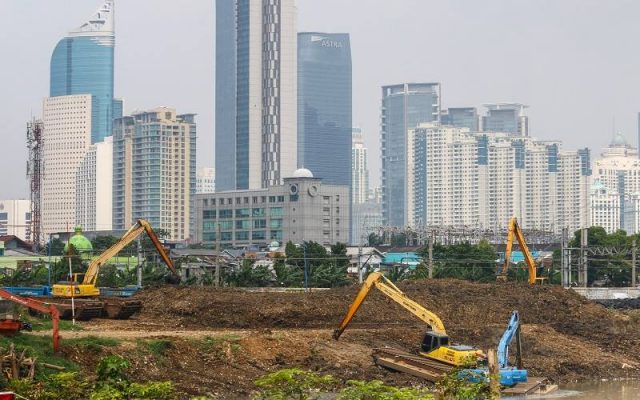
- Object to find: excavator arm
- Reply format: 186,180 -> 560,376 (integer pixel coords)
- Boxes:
0,289 -> 60,352
500,217 -> 537,285
333,272 -> 446,340
497,311 -> 519,368
82,219 -> 179,286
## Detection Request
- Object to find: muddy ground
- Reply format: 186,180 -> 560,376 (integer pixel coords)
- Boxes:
59,280 -> 640,398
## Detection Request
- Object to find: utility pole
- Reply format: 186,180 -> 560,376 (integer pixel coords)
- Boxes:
561,228 -> 569,288
632,239 -> 637,287
580,228 -> 588,287
215,223 -> 221,288
357,244 -> 363,284
136,237 -> 142,287
428,234 -> 434,279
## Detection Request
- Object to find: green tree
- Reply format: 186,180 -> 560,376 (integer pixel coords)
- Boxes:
420,240 -> 498,283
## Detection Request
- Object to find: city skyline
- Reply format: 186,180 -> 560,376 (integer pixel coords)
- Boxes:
2,0 -> 640,199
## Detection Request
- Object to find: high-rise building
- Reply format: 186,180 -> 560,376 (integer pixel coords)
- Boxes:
113,108 -> 196,240
482,103 -> 529,136
351,128 -> 369,205
380,83 -> 441,227
298,32 -> 352,187
410,123 -> 590,233
50,0 -> 116,144
590,180 -> 620,233
215,0 -> 298,190
591,133 -> 640,232
0,200 -> 32,241
441,107 -> 479,131
42,95 -> 93,236
76,136 -> 113,231
196,167 -> 216,194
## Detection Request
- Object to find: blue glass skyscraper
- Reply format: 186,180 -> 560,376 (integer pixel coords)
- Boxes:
297,32 -> 352,186
50,0 -> 115,144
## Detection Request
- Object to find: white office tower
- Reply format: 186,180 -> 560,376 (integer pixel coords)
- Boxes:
410,123 -> 590,233
76,136 -> 113,231
351,128 -> 369,205
42,95 -> 93,236
215,0 -> 298,190
196,167 -> 216,194
591,133 -> 640,233
590,180 -> 620,233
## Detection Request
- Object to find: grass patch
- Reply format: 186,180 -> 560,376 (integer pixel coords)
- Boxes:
195,335 -> 242,353
0,333 -> 78,378
136,339 -> 173,357
65,335 -> 121,352
22,315 -> 84,332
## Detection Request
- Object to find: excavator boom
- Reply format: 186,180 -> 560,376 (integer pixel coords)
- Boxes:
83,219 -> 178,286
0,289 -> 59,352
500,217 -> 537,284
333,272 -> 446,340
497,311 -> 519,368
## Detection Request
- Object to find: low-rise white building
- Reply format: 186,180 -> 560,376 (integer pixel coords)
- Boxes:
0,200 -> 32,241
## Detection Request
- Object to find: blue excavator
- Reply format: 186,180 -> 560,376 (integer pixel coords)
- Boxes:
460,310 -> 528,386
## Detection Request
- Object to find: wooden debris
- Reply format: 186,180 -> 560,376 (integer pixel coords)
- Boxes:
0,345 -> 65,380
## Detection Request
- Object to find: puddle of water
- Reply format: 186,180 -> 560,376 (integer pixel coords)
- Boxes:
505,380 -> 640,400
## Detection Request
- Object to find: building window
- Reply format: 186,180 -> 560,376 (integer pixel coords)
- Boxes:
203,232 -> 216,241
203,210 -> 216,219
221,232 -> 232,241
252,208 -> 265,217
270,230 -> 282,240
236,231 -> 249,241
270,219 -> 282,229
269,196 -> 276,203
235,208 -> 250,218
219,209 -> 233,219
252,231 -> 266,240
290,195 -> 298,202
236,220 -> 251,230
253,219 -> 267,229
277,195 -> 285,202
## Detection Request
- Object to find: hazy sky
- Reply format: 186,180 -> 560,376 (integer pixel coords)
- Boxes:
1,0 -> 640,200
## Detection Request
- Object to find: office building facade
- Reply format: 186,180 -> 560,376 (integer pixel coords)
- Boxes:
0,200 -> 32,241
351,127 -> 369,205
196,167 -> 216,194
591,133 -> 640,233
482,103 -> 529,136
380,83 -> 441,227
441,107 -> 479,131
195,169 -> 349,247
42,95 -> 93,236
76,136 -> 113,231
50,0 -> 118,144
298,32 -> 352,187
113,108 -> 196,240
215,0 -> 298,190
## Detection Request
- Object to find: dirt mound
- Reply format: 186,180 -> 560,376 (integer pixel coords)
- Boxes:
596,298 -> 640,309
131,280 -> 640,387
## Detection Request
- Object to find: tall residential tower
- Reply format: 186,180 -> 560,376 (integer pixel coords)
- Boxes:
215,0 -> 298,190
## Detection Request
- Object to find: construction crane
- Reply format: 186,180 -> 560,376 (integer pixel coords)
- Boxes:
461,311 -> 528,385
333,272 -> 484,366
52,219 -> 180,298
498,217 -> 537,284
0,288 -> 59,352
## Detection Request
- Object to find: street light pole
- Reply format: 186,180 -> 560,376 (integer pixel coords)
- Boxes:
303,242 -> 309,292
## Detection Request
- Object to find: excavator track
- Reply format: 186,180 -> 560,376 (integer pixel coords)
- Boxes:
372,347 -> 453,382
100,297 -> 143,319
33,299 -> 105,321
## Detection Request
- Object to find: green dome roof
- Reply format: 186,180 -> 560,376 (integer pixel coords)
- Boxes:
64,226 -> 93,254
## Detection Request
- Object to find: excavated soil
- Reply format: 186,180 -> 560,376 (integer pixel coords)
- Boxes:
63,280 -> 640,398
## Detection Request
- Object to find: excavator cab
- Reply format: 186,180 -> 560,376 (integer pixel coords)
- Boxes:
421,331 -> 449,353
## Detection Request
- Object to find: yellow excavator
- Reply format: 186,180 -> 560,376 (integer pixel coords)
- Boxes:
52,219 -> 180,298
333,272 -> 484,366
497,217 -> 537,285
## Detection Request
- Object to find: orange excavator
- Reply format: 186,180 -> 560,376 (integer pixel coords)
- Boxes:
497,217 -> 537,285
0,288 -> 59,352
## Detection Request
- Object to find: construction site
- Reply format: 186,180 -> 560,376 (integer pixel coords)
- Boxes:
0,279 -> 631,398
